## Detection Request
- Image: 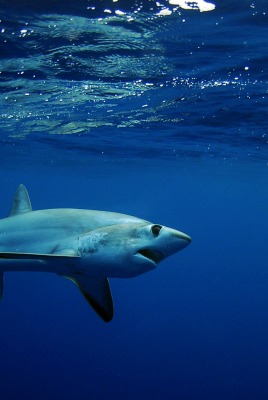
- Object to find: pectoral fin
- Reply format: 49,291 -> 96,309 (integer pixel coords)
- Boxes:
66,276 -> 114,322
0,252 -> 80,260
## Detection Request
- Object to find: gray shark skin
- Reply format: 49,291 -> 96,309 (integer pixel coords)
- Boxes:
0,184 -> 191,322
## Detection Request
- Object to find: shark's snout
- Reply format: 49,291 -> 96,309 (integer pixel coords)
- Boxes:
160,227 -> 191,258
135,226 -> 191,267
174,231 -> 192,243
168,227 -> 192,245
175,233 -> 192,250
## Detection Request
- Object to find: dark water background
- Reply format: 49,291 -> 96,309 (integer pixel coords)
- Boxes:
0,1 -> 268,399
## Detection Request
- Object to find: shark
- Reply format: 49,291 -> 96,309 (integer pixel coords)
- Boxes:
0,184 -> 191,322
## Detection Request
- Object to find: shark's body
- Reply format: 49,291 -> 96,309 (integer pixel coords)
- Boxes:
0,184 -> 191,322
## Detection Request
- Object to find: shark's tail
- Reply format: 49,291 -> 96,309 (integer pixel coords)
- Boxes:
0,272 -> 3,300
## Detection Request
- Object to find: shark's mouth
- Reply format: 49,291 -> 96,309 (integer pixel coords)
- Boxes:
137,249 -> 164,264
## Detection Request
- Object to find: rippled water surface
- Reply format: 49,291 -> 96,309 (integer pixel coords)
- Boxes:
1,0 -> 267,163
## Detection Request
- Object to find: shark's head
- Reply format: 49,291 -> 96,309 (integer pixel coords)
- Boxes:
78,222 -> 191,278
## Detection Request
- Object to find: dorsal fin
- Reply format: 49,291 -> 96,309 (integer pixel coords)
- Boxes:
9,184 -> 32,217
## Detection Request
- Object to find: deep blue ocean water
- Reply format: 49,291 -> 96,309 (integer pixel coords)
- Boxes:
0,1 -> 268,399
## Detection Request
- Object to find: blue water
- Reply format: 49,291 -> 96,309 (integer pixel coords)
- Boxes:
0,1 -> 268,399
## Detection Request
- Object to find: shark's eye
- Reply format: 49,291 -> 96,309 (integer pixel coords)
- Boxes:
151,224 -> 162,237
